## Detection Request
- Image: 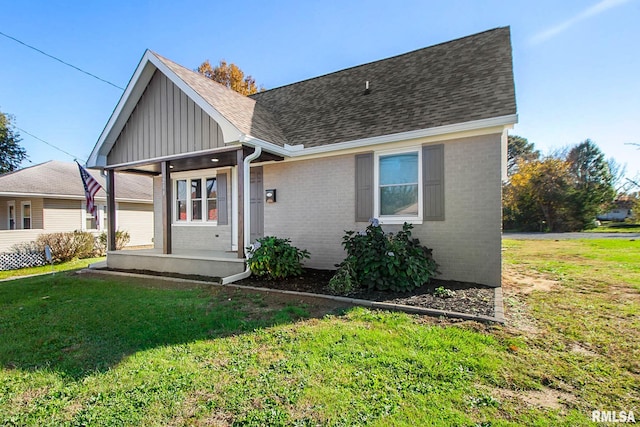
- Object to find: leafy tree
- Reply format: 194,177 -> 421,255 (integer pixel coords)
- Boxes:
632,193 -> 640,223
0,111 -> 28,173
504,158 -> 573,231
196,59 -> 261,95
566,140 -> 616,229
507,135 -> 539,176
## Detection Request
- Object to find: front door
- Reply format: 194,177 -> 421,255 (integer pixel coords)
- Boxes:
250,167 -> 264,242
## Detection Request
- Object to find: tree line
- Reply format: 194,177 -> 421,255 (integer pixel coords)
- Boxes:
504,135 -> 638,231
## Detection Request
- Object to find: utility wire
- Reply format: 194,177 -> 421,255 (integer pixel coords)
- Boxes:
13,126 -> 83,161
0,30 -> 125,91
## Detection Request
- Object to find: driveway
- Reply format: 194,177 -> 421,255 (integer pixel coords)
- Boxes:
503,232 -> 640,240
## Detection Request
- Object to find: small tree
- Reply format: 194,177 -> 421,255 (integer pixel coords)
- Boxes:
0,111 -> 28,173
566,140 -> 616,229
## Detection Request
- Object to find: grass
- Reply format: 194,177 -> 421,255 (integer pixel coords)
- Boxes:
0,257 -> 105,280
0,240 -> 638,425
589,221 -> 640,233
500,239 -> 639,421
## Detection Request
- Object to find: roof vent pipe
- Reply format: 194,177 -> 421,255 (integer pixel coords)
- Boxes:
364,80 -> 371,95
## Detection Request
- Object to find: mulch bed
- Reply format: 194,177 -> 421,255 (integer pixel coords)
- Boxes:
96,267 -> 495,318
237,268 -> 495,317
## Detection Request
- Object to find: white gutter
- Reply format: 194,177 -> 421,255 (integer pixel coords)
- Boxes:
221,145 -> 262,285
239,114 -> 518,159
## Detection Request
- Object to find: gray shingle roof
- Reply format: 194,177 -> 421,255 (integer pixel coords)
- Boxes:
0,161 -> 152,201
152,53 -> 290,146
249,27 -> 516,148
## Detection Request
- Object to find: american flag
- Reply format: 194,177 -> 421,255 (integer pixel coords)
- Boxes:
77,162 -> 103,225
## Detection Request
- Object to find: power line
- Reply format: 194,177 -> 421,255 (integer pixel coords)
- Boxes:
0,30 -> 125,91
13,126 -> 83,161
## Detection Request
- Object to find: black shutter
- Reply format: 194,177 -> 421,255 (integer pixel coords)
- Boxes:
423,144 -> 445,221
355,153 -> 374,222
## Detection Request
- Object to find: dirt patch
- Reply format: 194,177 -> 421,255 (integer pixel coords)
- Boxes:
168,390 -> 233,426
494,387 -> 576,410
212,288 -> 352,320
570,343 -> 599,357
502,266 -> 560,295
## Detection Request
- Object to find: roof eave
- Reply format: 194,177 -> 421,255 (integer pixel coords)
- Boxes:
241,114 -> 518,158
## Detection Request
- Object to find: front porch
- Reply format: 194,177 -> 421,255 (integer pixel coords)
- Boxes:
106,248 -> 246,278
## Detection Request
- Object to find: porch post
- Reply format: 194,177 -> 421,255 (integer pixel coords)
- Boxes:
236,149 -> 245,258
161,161 -> 172,254
106,169 -> 117,251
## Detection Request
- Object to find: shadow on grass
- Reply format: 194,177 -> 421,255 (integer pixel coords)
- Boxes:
0,272 -> 349,379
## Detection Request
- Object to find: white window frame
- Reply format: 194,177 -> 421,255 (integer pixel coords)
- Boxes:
21,201 -> 32,230
172,169 -> 218,226
373,147 -> 423,225
7,200 -> 15,230
81,201 -> 105,231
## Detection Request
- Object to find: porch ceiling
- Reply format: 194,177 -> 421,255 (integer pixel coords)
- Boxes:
109,146 -> 283,175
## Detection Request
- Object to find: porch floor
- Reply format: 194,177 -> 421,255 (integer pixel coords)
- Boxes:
106,248 -> 246,278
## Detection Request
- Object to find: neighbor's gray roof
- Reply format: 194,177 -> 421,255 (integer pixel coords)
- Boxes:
0,161 -> 152,201
249,27 -> 516,148
153,53 -> 290,146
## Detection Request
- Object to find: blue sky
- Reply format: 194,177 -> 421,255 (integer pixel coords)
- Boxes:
1,0 -> 639,183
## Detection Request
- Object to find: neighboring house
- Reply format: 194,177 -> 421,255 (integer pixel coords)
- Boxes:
88,27 -> 517,287
597,197 -> 634,221
0,160 -> 153,252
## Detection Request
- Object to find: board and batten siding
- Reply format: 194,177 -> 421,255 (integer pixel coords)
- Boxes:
107,70 -> 225,166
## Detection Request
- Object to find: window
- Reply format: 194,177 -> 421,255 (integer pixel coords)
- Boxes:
206,177 -> 218,221
176,179 -> 187,221
191,179 -> 202,220
374,148 -> 422,223
7,201 -> 15,230
103,206 -> 108,230
22,201 -> 31,229
174,173 -> 218,224
86,210 -> 97,230
82,202 -> 105,230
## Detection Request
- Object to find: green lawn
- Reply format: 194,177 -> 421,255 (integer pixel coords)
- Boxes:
0,240 -> 638,426
589,221 -> 640,233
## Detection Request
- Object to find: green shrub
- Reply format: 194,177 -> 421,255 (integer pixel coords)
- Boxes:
35,231 -> 97,263
97,230 -> 131,255
327,260 -> 359,295
433,286 -> 455,298
335,219 -> 439,292
246,236 -> 310,279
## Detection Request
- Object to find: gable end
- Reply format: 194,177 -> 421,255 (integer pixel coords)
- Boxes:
107,70 -> 226,166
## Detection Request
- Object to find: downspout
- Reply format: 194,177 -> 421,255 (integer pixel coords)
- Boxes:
221,145 -> 262,285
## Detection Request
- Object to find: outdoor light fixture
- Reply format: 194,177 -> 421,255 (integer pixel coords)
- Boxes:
265,189 -> 276,203
211,158 -> 219,162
